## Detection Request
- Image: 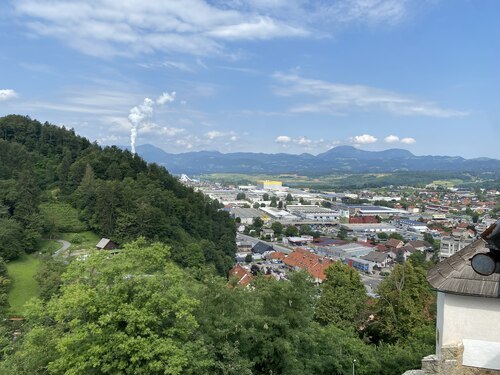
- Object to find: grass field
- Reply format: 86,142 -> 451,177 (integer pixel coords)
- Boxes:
7,254 -> 41,316
58,231 -> 101,253
37,239 -> 61,255
40,201 -> 88,232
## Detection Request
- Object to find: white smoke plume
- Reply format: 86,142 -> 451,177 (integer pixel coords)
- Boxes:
129,91 -> 176,154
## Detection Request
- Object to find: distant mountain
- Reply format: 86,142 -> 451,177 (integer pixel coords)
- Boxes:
134,144 -> 500,175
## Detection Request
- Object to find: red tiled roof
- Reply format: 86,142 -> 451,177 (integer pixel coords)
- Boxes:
284,248 -> 333,281
229,264 -> 253,287
269,251 -> 286,260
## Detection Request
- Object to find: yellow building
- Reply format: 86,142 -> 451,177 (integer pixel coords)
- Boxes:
258,180 -> 284,191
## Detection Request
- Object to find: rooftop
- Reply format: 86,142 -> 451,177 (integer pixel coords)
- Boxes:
427,239 -> 500,298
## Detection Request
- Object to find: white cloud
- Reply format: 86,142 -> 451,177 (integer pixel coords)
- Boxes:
274,73 -> 468,118
139,61 -> 194,72
0,89 -> 18,101
384,134 -> 416,144
157,91 -> 176,105
401,137 -> 416,144
206,16 -> 308,40
140,123 -> 184,137
275,135 -> 291,143
325,0 -> 408,25
296,136 -> 311,146
351,134 -> 378,144
176,139 -> 193,149
207,130 -> 225,140
13,0 -> 419,58
384,135 -> 400,143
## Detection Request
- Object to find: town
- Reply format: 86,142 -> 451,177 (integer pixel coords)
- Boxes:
181,175 -> 500,292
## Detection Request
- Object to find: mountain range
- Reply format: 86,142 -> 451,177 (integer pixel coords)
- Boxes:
132,144 -> 500,175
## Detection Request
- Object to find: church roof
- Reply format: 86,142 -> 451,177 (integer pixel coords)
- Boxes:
427,239 -> 500,298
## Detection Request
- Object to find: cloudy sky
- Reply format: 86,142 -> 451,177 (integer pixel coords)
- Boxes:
0,0 -> 498,158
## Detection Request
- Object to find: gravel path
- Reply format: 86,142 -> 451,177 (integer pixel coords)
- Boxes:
53,239 -> 71,258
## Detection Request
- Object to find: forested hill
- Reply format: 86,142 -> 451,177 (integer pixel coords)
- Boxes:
0,114 -> 236,274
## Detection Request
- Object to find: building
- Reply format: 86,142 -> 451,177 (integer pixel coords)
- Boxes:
260,228 -> 275,241
345,257 -> 374,273
399,219 -> 428,233
323,243 -> 373,258
252,241 -> 273,255
283,236 -> 314,246
286,205 -> 340,221
349,216 -> 378,224
345,205 -> 408,217
229,207 -> 264,225
361,251 -> 390,268
96,238 -> 118,251
439,236 -> 474,259
258,180 -> 286,191
229,265 -> 253,287
283,248 -> 333,283
425,239 -> 500,373
341,223 -> 397,234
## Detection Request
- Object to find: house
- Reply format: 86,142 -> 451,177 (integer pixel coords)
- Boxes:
283,248 -> 333,283
229,264 -> 253,287
385,238 -> 404,250
260,228 -> 275,241
96,238 -> 118,251
267,251 -> 286,262
424,239 -> 500,373
361,251 -> 390,268
407,240 -> 433,252
391,244 -> 415,262
252,241 -> 273,255
345,257 -> 374,273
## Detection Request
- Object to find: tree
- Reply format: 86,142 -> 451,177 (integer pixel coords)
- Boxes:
423,232 -> 434,246
271,221 -> 283,236
262,193 -> 269,201
285,225 -> 299,237
315,262 -> 367,329
270,197 -> 278,207
369,262 -> 435,344
299,224 -> 312,236
388,232 -> 404,241
252,217 -> 263,229
253,202 -> 260,208
0,218 -> 23,260
1,240 -> 213,374
286,193 -> 293,202
377,232 -> 389,240
245,254 -> 253,263
338,227 -> 348,240
236,192 -> 246,200
278,201 -> 283,209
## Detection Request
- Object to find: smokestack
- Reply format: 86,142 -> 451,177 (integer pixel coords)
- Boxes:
128,91 -> 176,154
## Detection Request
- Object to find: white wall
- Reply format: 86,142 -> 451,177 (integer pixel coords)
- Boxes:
440,292 -> 500,347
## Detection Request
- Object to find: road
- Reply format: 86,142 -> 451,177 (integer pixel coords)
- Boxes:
236,233 -> 294,254
53,239 -> 71,258
359,273 -> 383,295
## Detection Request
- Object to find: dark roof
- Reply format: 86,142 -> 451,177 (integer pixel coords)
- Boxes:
386,238 -> 404,248
362,251 -> 389,263
408,240 -> 432,249
252,241 -> 273,254
427,239 -> 500,298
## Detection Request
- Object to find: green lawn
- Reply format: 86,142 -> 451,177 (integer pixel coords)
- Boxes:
7,254 -> 41,316
58,231 -> 101,253
37,239 -> 61,255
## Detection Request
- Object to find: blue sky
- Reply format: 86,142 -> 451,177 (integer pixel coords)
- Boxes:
0,0 -> 498,158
